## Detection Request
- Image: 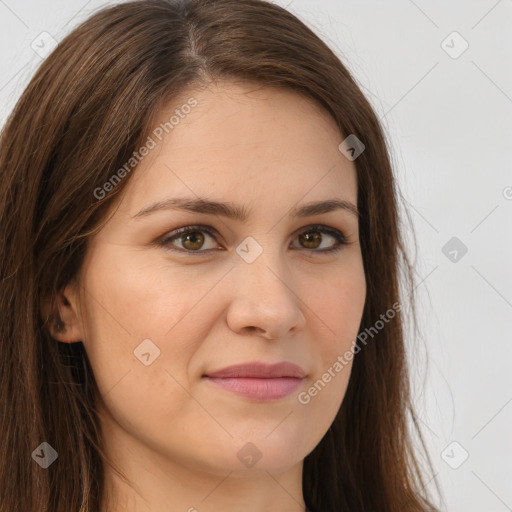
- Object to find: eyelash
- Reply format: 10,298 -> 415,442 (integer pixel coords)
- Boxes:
157,224 -> 348,256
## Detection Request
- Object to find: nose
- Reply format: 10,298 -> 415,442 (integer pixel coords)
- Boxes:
225,246 -> 307,340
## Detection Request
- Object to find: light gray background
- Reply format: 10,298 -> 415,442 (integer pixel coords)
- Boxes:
1,1 -> 511,510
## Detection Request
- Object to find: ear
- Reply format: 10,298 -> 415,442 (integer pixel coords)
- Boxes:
40,282 -> 84,343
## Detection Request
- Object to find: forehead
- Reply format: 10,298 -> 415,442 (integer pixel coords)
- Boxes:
113,80 -> 358,221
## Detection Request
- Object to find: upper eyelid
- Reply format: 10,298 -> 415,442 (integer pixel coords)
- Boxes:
163,223 -> 344,237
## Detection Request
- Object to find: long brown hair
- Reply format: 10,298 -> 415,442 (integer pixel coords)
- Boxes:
0,1 -> 442,510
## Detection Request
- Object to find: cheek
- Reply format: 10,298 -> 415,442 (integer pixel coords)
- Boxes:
82,246 -> 222,340
78,249 -> 221,401
296,271 -> 364,431
78,255 -> 224,445
310,265 -> 366,358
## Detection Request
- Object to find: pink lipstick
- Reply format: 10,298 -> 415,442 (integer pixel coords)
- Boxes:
203,362 -> 306,401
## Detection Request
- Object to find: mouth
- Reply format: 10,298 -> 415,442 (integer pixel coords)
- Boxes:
202,361 -> 306,401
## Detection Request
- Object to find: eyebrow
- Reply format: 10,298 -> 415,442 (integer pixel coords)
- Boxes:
132,197 -> 360,221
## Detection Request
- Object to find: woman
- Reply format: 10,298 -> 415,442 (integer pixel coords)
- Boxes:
0,0 -> 442,511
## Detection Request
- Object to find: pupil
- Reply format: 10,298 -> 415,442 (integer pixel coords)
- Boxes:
301,231 -> 320,248
184,232 -> 203,249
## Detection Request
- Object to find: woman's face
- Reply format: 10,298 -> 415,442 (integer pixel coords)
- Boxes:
63,80 -> 366,477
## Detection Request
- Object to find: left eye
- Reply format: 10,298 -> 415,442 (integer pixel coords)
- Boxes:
157,224 -> 348,255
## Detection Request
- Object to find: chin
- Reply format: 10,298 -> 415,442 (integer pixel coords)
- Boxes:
205,431 -> 312,475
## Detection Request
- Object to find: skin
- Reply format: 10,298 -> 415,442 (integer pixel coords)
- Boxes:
49,80 -> 366,512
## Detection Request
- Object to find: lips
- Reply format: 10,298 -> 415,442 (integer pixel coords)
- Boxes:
205,362 -> 306,379
203,362 -> 306,401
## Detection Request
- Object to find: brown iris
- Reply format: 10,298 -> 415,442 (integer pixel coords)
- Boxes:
181,231 -> 205,250
299,230 -> 321,249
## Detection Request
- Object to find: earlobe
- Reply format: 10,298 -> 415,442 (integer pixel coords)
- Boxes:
41,286 -> 83,343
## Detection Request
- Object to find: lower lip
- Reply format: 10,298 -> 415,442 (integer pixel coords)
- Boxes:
205,376 -> 304,401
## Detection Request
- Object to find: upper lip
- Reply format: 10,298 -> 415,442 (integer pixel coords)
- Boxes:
204,362 -> 306,379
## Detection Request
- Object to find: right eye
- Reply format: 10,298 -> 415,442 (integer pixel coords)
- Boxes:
158,225 -> 222,255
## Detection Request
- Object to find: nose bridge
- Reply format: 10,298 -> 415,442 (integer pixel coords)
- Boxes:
235,234 -> 289,292
226,234 -> 306,337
